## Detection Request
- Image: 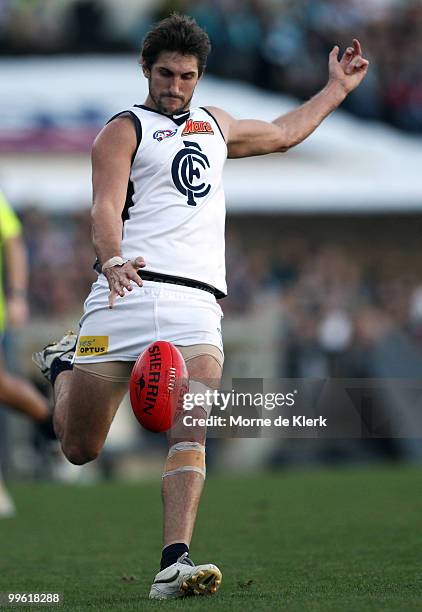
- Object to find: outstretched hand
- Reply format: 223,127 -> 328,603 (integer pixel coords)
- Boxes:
104,256 -> 146,309
328,39 -> 369,95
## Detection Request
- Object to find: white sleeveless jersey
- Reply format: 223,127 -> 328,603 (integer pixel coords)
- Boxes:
115,104 -> 228,296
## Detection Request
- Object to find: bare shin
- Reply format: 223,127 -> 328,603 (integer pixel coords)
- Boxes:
161,354 -> 221,548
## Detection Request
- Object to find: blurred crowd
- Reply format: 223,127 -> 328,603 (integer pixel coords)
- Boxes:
18,207 -> 422,383
1,0 -> 421,131
225,228 -> 422,380
21,208 -> 96,317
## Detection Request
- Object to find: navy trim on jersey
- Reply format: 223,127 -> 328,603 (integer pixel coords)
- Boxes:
201,107 -> 226,143
134,104 -> 190,127
121,175 -> 135,224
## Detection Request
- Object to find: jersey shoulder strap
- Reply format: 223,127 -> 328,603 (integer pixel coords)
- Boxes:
199,107 -> 226,143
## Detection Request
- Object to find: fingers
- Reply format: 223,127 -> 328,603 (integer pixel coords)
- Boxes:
108,276 -> 135,308
108,288 -> 117,309
108,282 -> 129,309
346,55 -> 369,74
353,38 -> 362,56
132,256 -> 146,270
336,39 -> 367,73
329,39 -> 369,91
106,257 -> 146,308
113,279 -> 126,298
340,46 -> 354,68
119,277 -> 134,292
331,38 -> 368,74
128,257 -> 145,287
330,45 -> 339,61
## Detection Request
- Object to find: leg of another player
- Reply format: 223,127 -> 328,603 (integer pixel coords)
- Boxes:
52,367 -> 128,465
0,353 -> 49,422
0,463 -> 15,518
162,354 -> 221,549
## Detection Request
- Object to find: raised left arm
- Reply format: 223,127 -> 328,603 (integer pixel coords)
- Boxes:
212,39 -> 369,159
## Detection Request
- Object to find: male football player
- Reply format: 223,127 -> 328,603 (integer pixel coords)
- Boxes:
33,13 -> 368,598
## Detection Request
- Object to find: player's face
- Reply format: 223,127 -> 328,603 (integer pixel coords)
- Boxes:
143,52 -> 200,115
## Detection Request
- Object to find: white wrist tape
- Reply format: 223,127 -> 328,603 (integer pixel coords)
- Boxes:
101,256 -> 129,273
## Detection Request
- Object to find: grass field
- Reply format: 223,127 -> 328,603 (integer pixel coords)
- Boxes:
0,466 -> 421,611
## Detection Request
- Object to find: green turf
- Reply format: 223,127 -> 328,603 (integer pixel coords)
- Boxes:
0,466 -> 421,611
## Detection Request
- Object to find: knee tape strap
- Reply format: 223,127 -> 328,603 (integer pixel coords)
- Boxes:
187,380 -> 214,417
162,442 -> 206,479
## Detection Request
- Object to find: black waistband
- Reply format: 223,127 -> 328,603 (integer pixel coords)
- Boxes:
138,270 -> 226,299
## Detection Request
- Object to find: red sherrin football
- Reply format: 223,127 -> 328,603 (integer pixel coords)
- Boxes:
130,341 -> 189,433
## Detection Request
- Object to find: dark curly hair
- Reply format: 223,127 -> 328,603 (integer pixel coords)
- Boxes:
141,13 -> 211,77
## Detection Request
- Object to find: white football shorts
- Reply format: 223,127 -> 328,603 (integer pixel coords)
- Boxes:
74,278 -> 224,364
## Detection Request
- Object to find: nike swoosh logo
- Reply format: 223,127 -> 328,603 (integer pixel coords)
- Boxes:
154,569 -> 180,584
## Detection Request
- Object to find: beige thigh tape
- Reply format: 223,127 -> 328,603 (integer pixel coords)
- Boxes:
74,361 -> 133,383
74,344 -> 224,383
178,344 -> 224,369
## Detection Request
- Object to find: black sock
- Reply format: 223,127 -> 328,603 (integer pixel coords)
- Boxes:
50,357 -> 73,386
160,543 -> 189,571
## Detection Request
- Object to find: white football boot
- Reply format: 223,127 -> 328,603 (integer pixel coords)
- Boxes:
32,331 -> 77,382
149,552 -> 222,599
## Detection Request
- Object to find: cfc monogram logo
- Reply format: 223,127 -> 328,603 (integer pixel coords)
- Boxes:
171,140 -> 211,206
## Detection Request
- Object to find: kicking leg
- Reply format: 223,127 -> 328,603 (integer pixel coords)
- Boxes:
53,366 -> 128,465
32,333 -> 129,465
